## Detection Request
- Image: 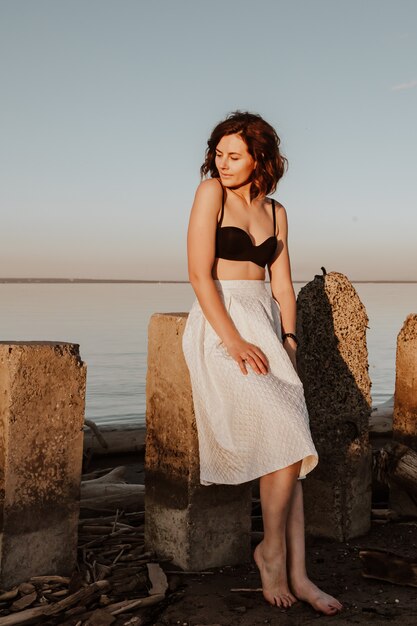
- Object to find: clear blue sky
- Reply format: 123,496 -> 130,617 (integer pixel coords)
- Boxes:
1,0 -> 416,281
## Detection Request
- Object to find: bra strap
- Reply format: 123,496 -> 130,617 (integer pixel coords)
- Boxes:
271,199 -> 277,236
216,178 -> 225,226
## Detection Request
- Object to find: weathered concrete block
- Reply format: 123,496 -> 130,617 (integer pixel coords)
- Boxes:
391,314 -> 417,516
0,342 -> 86,588
296,271 -> 372,540
145,313 -> 252,571
393,314 -> 417,448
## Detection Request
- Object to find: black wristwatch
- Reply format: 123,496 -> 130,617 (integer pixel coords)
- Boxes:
282,332 -> 299,346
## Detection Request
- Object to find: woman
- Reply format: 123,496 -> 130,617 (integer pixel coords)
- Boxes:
182,111 -> 343,615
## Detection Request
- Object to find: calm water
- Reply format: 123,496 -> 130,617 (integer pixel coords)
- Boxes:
0,282 -> 416,425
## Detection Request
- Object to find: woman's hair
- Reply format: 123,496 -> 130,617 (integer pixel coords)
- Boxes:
200,110 -> 288,200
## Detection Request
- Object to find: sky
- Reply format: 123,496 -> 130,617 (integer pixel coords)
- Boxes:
1,0 -> 416,281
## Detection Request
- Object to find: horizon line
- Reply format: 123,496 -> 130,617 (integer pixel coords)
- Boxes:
1,278 -> 416,284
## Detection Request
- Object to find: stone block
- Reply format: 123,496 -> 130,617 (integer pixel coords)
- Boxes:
393,314 -> 417,448
296,271 -> 372,540
391,314 -> 417,516
0,342 -> 86,588
145,313 -> 252,571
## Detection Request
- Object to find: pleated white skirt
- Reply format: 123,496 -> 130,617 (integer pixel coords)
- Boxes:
182,279 -> 318,486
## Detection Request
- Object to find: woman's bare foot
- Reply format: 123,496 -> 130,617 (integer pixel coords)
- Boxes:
290,576 -> 343,615
253,540 -> 297,609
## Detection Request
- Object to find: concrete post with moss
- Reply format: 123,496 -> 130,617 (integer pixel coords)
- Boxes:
391,314 -> 417,515
296,271 -> 372,541
145,313 -> 252,571
0,342 -> 86,588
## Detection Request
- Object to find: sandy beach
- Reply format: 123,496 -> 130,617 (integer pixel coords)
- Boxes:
82,398 -> 417,626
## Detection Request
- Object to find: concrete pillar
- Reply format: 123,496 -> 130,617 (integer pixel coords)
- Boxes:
296,271 -> 372,541
390,314 -> 417,515
0,342 -> 86,588
145,313 -> 252,571
393,314 -> 417,447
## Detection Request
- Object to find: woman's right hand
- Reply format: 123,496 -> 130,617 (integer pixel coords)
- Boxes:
224,338 -> 269,376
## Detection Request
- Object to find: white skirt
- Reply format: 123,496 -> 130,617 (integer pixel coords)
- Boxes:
182,279 -> 318,486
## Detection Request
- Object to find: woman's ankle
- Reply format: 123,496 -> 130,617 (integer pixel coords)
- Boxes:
260,537 -> 286,560
289,569 -> 309,587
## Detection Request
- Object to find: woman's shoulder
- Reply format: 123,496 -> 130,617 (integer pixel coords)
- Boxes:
267,196 -> 286,214
267,197 -> 288,238
195,177 -> 223,196
193,178 -> 223,209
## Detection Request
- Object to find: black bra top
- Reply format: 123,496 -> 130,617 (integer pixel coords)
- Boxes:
215,179 -> 278,268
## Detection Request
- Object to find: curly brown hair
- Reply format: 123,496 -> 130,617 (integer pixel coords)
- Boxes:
200,110 -> 288,200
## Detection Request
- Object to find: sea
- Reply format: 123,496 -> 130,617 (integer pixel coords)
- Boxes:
0,282 -> 416,426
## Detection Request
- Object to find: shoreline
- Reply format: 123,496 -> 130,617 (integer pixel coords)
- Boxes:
1,278 -> 417,284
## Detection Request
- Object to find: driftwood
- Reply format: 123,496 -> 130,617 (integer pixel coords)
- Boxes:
0,461 -> 172,626
371,508 -> 399,522
359,548 -> 417,587
43,580 -> 111,616
146,563 -> 168,596
80,480 -> 145,514
79,466 -> 145,514
82,466 -> 129,485
9,592 -> 36,612
84,419 -> 109,450
375,441 -> 417,494
0,606 -> 47,625
84,608 -> 115,625
110,594 -> 165,614
0,591 -> 18,603
83,423 -> 146,456
369,396 -> 394,436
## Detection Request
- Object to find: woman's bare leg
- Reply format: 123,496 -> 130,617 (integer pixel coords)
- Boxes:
253,460 -> 301,608
286,481 -> 343,615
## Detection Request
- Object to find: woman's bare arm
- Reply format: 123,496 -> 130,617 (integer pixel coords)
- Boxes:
186,179 -> 268,375
267,203 -> 298,370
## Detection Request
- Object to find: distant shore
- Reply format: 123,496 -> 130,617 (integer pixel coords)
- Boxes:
1,278 -> 416,284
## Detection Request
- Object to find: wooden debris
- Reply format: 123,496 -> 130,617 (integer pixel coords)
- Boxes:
43,580 -> 111,616
0,605 -> 47,625
84,607 -> 115,625
15,585 -> 34,597
80,484 -> 145,514
164,570 -> 214,575
360,548 -> 417,587
85,419 -> 109,450
375,441 -> 417,493
0,590 -> 18,603
83,424 -> 146,456
29,575 -> 70,585
371,508 -> 399,521
146,563 -> 168,596
107,594 -> 165,614
10,592 -> 37,612
84,467 -> 128,485
0,468 -> 168,626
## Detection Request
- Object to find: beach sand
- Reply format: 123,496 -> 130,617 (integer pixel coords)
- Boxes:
152,522 -> 417,625
86,441 -> 417,626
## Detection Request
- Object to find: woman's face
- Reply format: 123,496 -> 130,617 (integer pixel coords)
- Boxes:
215,133 -> 256,187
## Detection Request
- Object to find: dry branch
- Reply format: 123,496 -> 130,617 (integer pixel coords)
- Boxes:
359,548 -> 417,587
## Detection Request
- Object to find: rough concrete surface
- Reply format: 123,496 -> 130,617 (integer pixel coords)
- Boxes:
145,313 -> 252,571
391,314 -> 417,516
393,314 -> 417,448
296,271 -> 373,541
0,341 -> 86,588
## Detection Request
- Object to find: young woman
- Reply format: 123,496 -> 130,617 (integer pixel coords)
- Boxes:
182,111 -> 343,615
